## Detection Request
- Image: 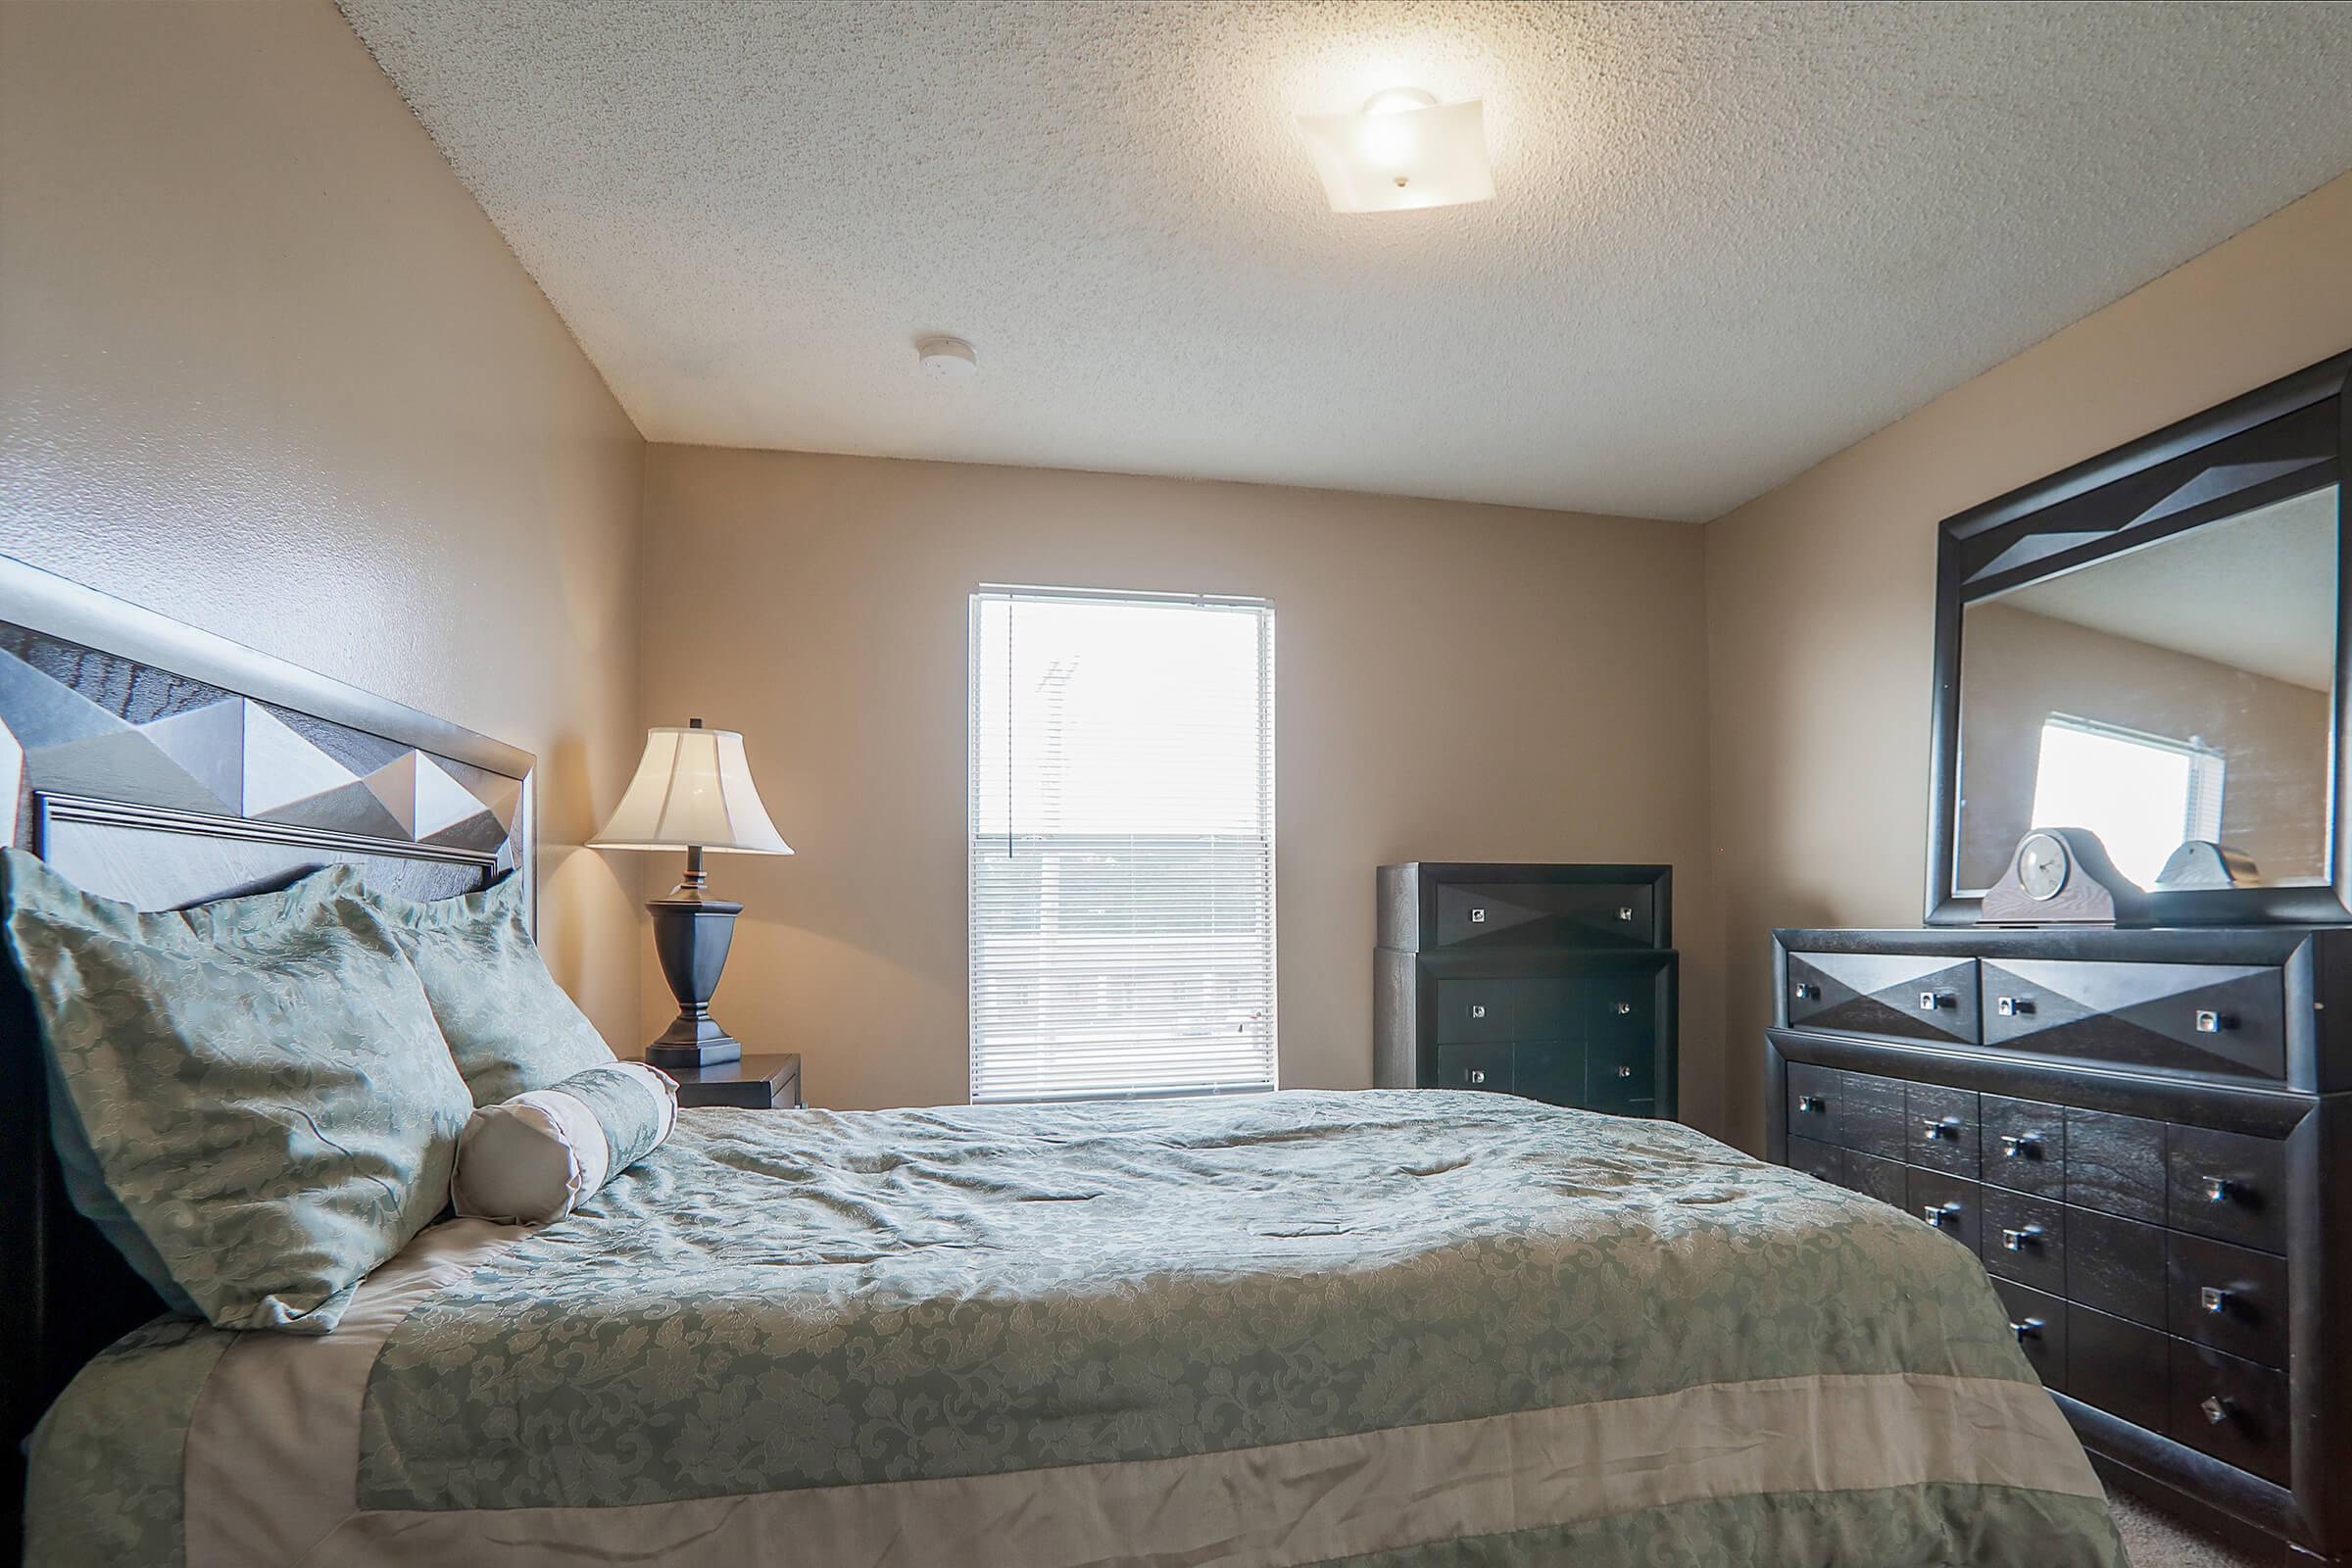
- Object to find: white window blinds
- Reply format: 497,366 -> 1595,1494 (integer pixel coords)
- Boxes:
968,586 -> 1277,1102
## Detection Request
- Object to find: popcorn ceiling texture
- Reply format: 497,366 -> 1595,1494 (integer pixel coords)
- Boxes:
337,0 -> 2352,522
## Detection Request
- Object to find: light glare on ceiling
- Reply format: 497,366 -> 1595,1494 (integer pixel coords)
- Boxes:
1298,87 -> 1494,215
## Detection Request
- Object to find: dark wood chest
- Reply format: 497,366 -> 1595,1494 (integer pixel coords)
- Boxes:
1770,925 -> 2352,1565
1375,863 -> 1677,1118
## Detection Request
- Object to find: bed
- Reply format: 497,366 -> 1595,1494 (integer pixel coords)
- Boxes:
1,561 -> 2125,1566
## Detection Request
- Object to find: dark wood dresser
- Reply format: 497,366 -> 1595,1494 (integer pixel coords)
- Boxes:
1769,926 -> 2352,1565
1376,863 -> 1676,1117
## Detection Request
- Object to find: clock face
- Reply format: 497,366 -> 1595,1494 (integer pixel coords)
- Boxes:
2016,832 -> 2071,901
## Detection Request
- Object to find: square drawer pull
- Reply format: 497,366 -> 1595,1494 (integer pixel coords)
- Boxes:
1615,1065 -> 1634,1077
1921,1202 -> 1958,1227
2194,1009 -> 2225,1033
2202,1176 -> 2234,1203
1469,1004 -> 1487,1019
1797,1095 -> 1827,1113
2200,1395 -> 2230,1425
1791,981 -> 1819,1001
2200,1286 -> 2231,1315
1994,995 -> 2033,1017
2009,1317 -> 2043,1342
1467,1069 -> 1487,1085
1616,906 -> 1634,921
1919,991 -> 1940,1010
1999,1134 -> 2041,1158
1999,1225 -> 2043,1252
1468,907 -> 1486,923
1615,1002 -> 1633,1015
1921,1116 -> 1960,1141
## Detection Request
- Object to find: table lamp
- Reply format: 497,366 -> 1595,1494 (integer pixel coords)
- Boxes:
590,718 -> 793,1067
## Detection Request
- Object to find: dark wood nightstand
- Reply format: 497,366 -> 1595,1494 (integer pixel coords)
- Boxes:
657,1052 -> 803,1109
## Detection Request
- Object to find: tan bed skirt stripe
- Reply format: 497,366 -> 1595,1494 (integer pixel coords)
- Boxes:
187,1240 -> 2101,1568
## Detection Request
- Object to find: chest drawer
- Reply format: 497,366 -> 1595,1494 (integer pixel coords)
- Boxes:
1990,1277 -> 2067,1395
2170,1340 -> 2290,1486
1434,979 -> 1522,1043
1846,1150 -> 1907,1208
1980,959 -> 2286,1082
2065,1107 -> 2168,1224
1907,1168 -> 1984,1256
1980,1096 -> 2064,1198
1437,882 -> 1658,949
2068,1304 -> 2169,1435
2066,1206 -> 2168,1329
1788,951 -> 1977,1046
1435,1042 -> 1511,1093
2167,1232 -> 2288,1370
1787,1134 -> 1841,1186
1906,1082 -> 1981,1176
1982,1187 -> 2065,1297
1509,1039 -> 1584,1107
2166,1124 -> 2287,1254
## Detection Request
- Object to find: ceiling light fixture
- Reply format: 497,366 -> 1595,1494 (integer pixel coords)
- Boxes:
1297,86 -> 1494,215
916,336 -> 977,377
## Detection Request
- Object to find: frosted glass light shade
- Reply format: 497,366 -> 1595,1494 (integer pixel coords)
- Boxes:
589,726 -> 793,855
1298,93 -> 1494,215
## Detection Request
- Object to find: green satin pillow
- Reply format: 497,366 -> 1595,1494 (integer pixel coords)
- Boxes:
363,873 -> 615,1105
3,849 -> 473,1333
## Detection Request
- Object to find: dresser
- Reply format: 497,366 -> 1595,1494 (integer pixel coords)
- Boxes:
1375,863 -> 1676,1117
1769,926 -> 2352,1565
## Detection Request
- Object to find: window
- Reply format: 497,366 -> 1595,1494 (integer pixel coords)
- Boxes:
2030,713 -> 2225,887
968,586 -> 1276,1102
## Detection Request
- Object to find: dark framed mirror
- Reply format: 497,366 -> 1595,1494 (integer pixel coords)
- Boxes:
1928,349 -> 2352,926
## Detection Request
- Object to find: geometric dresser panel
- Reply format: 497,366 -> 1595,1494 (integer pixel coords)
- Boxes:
1786,949 -> 1979,1047
1982,959 -> 2286,1082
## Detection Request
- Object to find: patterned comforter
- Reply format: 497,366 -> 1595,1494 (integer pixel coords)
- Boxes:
26,1089 -> 2124,1566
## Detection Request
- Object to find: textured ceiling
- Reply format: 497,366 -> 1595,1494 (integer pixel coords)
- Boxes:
338,1 -> 2352,521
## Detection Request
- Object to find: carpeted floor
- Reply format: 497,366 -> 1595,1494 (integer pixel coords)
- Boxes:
2108,1490 -> 2268,1567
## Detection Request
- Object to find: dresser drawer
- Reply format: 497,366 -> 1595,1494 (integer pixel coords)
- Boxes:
1583,1031 -> 1652,1115
1990,1277 -> 2067,1395
2167,1124 -> 2287,1254
1841,1071 -> 1909,1161
2167,1232 -> 2288,1370
2065,1107 -> 2168,1224
1434,979 -> 1520,1043
1787,1135 -> 1841,1186
1787,951 -> 1978,1046
1981,959 -> 2286,1082
1436,882 -> 1657,949
1847,1151 -> 1907,1208
1906,1168 -> 1983,1255
2066,1206 -> 2168,1329
1786,1062 -> 1841,1142
1906,1082 -> 1981,1177
1509,1039 -> 1584,1106
1982,1187 -> 2065,1297
1435,1042 -> 1512,1093
1980,1096 -> 2065,1198
2069,1303 -> 2169,1435
2170,1340 -> 2291,1486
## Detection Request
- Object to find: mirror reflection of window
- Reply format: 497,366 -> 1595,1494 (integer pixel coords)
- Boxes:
2029,714 -> 2225,887
1953,481 -> 2338,895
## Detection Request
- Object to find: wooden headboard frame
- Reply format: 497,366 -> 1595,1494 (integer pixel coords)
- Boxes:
0,557 -> 534,1541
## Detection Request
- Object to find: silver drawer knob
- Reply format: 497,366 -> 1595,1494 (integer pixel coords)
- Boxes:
1616,1064 -> 1634,1078
2200,1286 -> 2231,1315
1467,1068 -> 1486,1085
1921,1203 -> 1957,1227
1615,1002 -> 1633,1015
1469,907 -> 1486,923
2203,1176 -> 2234,1203
1919,991 -> 1939,1010
2194,1009 -> 2223,1034
1993,995 -> 2034,1018
1999,1225 -> 2042,1252
2200,1395 -> 2230,1425
1616,906 -> 1634,920
2009,1317 -> 2042,1342
1798,1095 -> 1827,1113
1921,1116 -> 1959,1141
1470,1004 -> 1487,1019
1998,1134 -> 2041,1158
1791,981 -> 1819,1002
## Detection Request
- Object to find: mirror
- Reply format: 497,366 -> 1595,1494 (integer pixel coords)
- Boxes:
1955,483 -> 2339,894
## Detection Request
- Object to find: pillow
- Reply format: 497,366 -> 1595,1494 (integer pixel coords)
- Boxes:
362,873 -> 615,1105
2,849 -> 473,1333
450,1061 -> 677,1224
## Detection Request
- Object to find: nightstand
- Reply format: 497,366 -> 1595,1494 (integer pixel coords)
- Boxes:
658,1052 -> 803,1110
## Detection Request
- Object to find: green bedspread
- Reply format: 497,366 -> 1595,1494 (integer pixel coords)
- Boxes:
28,1089 -> 2126,1567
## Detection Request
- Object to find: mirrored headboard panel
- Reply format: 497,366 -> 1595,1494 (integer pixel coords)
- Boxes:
1929,350 -> 2352,926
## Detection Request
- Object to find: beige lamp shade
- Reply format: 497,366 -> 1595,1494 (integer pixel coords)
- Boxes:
589,725 -> 793,855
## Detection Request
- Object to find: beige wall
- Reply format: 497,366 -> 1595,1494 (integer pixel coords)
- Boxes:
637,447 -> 1722,1124
1705,170 -> 2352,1154
0,0 -> 646,1042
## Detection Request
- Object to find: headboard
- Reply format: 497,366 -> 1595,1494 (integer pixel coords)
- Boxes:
0,556 -> 533,1539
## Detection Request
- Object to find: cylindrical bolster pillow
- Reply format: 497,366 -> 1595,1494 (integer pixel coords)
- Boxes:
451,1062 -> 679,1224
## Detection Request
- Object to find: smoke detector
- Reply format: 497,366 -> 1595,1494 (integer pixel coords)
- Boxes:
915,336 -> 977,378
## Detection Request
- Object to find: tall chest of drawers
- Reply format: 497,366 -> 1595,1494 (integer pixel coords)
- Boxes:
1770,927 -> 2352,1566
1376,863 -> 1676,1117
